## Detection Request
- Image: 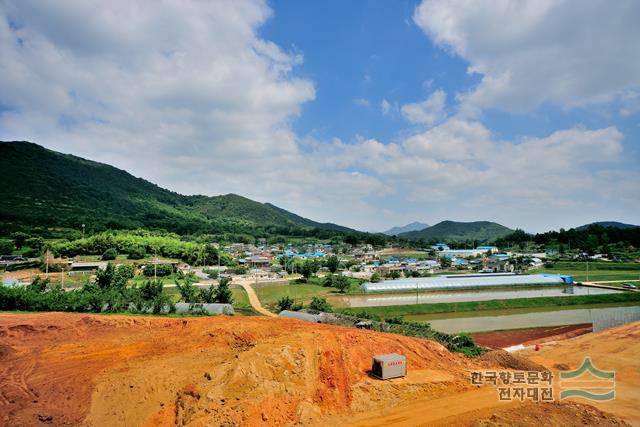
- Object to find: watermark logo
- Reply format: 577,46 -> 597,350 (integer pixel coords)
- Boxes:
470,370 -> 554,402
559,357 -> 615,401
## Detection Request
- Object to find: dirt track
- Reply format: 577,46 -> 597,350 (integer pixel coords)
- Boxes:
0,313 -> 633,426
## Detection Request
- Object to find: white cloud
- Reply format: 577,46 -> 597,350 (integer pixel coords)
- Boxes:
354,98 -> 370,108
401,89 -> 447,125
381,99 -> 392,115
1,0 -> 637,232
308,115 -> 638,231
414,0 -> 640,113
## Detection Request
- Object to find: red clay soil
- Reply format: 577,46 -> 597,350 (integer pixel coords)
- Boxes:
472,324 -> 593,349
0,313 -> 629,426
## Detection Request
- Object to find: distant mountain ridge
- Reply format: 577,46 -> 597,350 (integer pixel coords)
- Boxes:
399,220 -> 513,243
576,221 -> 639,231
0,141 -> 357,237
383,221 -> 429,236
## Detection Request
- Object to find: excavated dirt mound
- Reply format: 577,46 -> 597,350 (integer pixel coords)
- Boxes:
440,401 -> 631,426
522,320 -> 640,426
479,350 -> 548,372
0,313 -> 636,426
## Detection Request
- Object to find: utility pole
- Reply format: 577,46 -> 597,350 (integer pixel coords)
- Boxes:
82,224 -> 85,239
416,282 -> 419,305
586,254 -> 589,282
154,249 -> 157,281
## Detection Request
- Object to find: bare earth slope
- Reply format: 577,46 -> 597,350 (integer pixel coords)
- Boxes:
523,320 -> 640,425
0,313 -> 630,426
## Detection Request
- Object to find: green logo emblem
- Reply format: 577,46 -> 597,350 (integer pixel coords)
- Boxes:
559,357 -> 615,401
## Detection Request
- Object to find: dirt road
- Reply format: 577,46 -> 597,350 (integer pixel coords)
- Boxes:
237,281 -> 277,317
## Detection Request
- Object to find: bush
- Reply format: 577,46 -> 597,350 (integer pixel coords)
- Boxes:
214,277 -> 233,304
277,296 -> 294,312
0,239 -> 15,254
309,297 -> 332,312
199,285 -> 216,303
127,245 -> 146,260
322,275 -> 334,287
333,275 -> 350,293
233,266 -> 247,275
203,268 -> 219,279
176,281 -> 199,303
370,272 -> 381,283
102,248 -> 118,260
325,255 -> 339,273
143,263 -> 174,277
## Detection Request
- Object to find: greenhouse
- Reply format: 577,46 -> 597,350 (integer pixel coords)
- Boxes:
361,274 -> 572,293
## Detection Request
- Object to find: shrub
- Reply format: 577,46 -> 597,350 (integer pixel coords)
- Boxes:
214,277 -> 233,304
0,239 -> 15,254
309,297 -> 332,312
370,273 -> 381,283
143,263 -> 174,277
333,275 -> 350,293
322,275 -> 334,287
233,266 -> 247,275
102,248 -> 118,260
199,285 -> 216,303
176,281 -> 199,303
127,245 -> 146,260
277,296 -> 294,312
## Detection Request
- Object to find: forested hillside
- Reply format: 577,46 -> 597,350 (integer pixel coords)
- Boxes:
0,141 -> 357,239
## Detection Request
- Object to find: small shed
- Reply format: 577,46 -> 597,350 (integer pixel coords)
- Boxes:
371,353 -> 406,380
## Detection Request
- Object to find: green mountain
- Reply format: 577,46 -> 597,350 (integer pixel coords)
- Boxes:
383,221 -> 429,236
576,221 -> 638,231
0,141 -> 357,238
399,220 -> 513,243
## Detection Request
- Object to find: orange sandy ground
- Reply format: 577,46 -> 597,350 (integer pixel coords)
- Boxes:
522,320 -> 640,425
0,313 -> 632,426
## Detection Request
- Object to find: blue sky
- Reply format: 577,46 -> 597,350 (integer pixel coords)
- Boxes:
1,0 -> 639,232
261,0 -> 478,144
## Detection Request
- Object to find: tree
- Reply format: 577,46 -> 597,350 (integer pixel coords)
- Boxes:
325,255 -> 339,273
370,272 -> 381,283
300,259 -> 319,279
111,265 -> 134,290
439,256 -> 451,268
176,280 -> 199,303
10,232 -> 30,249
0,240 -> 15,254
30,276 -> 50,292
309,296 -> 332,312
333,275 -> 350,293
214,277 -> 233,304
322,275 -> 334,287
127,245 -> 146,260
96,263 -> 115,289
102,248 -> 117,260
388,270 -> 401,280
199,285 -> 216,303
277,296 -> 294,312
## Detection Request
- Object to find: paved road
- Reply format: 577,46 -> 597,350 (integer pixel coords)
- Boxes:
237,281 -> 277,317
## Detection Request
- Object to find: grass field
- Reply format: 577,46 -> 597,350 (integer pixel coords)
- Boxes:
255,284 -> 338,309
337,292 -> 640,319
532,261 -> 640,282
